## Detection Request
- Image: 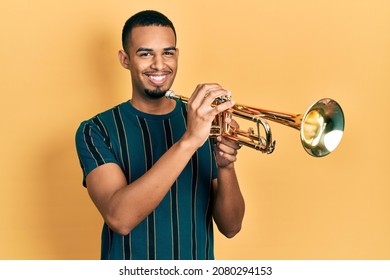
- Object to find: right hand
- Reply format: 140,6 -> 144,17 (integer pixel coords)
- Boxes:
182,83 -> 235,148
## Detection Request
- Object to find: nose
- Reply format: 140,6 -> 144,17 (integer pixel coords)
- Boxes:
151,54 -> 165,70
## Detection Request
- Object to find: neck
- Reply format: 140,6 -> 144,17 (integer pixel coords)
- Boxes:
130,94 -> 176,115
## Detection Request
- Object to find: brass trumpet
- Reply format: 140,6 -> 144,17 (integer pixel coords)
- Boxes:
165,90 -> 345,157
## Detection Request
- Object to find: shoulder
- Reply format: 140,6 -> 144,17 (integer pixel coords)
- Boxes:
76,102 -> 129,132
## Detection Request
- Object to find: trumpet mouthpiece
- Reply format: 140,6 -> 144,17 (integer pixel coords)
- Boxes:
165,90 -> 176,98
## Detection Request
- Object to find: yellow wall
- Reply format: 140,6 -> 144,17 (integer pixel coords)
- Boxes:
1,0 -> 389,259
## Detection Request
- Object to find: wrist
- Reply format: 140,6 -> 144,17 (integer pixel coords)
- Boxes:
218,162 -> 235,171
176,134 -> 200,155
180,130 -> 208,150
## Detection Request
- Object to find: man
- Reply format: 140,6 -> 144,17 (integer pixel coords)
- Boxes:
75,10 -> 245,260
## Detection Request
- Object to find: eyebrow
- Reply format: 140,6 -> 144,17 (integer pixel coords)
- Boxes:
136,47 -> 177,53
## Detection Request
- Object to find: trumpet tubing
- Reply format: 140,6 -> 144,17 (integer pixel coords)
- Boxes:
165,90 -> 345,157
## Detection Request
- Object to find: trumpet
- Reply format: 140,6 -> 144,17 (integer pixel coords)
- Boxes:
165,90 -> 345,157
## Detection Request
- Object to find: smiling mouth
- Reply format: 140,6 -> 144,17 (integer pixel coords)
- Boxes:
146,73 -> 170,85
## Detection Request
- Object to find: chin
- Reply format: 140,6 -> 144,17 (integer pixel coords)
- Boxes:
144,88 -> 167,99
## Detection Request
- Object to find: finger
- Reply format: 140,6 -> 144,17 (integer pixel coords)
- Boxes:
216,140 -> 238,155
226,118 -> 239,129
210,99 -> 235,116
202,87 -> 230,106
192,86 -> 233,118
189,84 -> 222,108
217,135 -> 242,151
217,149 -> 237,163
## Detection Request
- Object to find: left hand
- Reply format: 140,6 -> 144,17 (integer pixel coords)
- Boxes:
214,118 -> 242,168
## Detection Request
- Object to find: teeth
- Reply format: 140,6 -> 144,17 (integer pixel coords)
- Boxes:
150,75 -> 166,81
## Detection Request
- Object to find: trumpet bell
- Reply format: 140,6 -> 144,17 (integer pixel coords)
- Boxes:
301,98 -> 345,157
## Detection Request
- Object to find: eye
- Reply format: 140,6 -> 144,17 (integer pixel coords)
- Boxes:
139,52 -> 152,57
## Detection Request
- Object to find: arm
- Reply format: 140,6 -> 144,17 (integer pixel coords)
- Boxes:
86,139 -> 199,236
212,120 -> 245,238
85,84 -> 235,235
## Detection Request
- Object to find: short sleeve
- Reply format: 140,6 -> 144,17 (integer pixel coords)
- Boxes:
75,120 -> 118,187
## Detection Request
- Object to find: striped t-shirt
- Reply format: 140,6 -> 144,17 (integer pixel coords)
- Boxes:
75,100 -> 217,260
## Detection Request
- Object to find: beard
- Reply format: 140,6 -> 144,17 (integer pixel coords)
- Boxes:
144,88 -> 167,99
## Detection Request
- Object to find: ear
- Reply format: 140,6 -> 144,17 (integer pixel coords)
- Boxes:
118,50 -> 130,69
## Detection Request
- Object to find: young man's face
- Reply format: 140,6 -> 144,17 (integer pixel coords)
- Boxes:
126,25 -> 178,98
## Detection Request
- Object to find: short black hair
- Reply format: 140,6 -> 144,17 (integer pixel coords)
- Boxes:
122,10 -> 177,53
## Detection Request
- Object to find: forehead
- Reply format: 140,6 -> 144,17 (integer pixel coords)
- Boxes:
128,26 -> 176,50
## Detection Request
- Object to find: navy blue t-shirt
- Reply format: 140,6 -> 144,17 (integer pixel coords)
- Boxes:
75,100 -> 217,259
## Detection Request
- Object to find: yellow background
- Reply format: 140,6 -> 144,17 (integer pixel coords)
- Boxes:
1,0 -> 389,259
